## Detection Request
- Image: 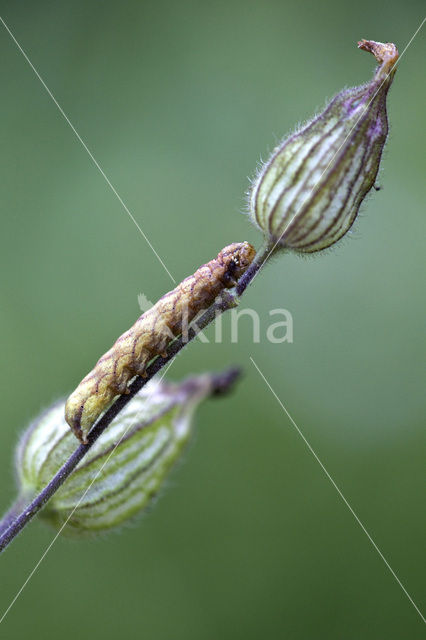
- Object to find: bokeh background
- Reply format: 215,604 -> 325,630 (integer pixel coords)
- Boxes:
0,1 -> 424,638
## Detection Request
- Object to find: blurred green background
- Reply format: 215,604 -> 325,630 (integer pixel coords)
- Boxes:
0,1 -> 424,638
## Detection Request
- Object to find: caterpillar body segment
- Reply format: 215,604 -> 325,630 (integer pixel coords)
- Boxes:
65,242 -> 256,443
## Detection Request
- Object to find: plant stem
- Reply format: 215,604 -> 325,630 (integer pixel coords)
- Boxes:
0,493 -> 34,537
236,242 -> 272,296
0,246 -> 267,552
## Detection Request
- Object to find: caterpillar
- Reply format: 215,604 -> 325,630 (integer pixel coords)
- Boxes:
65,242 -> 256,443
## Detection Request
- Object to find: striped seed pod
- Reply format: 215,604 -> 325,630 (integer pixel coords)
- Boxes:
16,369 -> 239,535
65,242 -> 255,444
248,40 -> 399,253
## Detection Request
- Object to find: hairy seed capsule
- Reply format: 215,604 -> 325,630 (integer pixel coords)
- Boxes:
248,40 -> 399,253
15,370 -> 239,536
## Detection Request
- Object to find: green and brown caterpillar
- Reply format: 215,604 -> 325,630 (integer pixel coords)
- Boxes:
65,242 -> 256,443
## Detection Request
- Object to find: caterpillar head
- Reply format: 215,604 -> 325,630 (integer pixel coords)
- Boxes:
219,242 -> 256,286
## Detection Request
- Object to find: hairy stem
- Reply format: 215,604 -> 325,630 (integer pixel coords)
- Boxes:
0,247 -> 267,552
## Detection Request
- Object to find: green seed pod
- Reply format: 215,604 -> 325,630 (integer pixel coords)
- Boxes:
15,370 -> 239,536
248,40 -> 399,253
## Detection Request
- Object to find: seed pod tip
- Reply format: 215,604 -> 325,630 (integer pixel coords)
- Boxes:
357,39 -> 399,77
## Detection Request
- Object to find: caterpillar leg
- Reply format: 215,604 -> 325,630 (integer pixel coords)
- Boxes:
115,375 -> 132,394
129,354 -> 150,379
111,359 -> 133,395
108,374 -> 131,395
154,334 -> 170,360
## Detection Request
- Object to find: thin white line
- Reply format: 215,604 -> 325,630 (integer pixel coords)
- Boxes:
0,360 -> 175,625
249,356 -> 425,624
249,16 -> 425,289
0,16 -> 176,285
398,16 -> 426,56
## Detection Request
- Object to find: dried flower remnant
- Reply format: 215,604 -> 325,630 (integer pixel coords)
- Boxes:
248,40 -> 399,253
